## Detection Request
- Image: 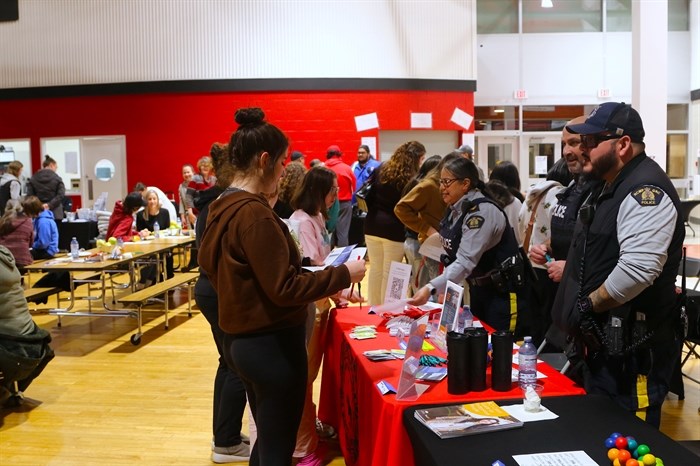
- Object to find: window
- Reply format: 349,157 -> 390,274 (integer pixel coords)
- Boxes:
477,0 -> 518,34
475,106 -> 519,131
522,0 -> 601,33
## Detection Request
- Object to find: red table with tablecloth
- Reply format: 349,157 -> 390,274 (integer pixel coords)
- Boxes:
318,307 -> 586,466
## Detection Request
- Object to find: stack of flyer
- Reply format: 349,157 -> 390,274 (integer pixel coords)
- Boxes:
414,401 -> 523,439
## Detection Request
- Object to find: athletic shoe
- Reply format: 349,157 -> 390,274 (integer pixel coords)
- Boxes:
211,442 -> 250,463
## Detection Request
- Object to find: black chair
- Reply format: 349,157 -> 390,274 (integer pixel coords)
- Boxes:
680,199 -> 700,237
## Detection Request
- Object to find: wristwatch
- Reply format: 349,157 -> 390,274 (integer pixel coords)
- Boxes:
577,295 -> 594,315
426,284 -> 437,296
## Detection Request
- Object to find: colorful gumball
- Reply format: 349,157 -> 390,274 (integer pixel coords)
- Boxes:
627,437 -> 638,451
636,444 -> 650,457
606,437 -> 617,448
655,457 -> 663,465
618,449 -> 632,463
610,432 -> 622,439
641,454 -> 656,466
632,448 -> 639,459
613,459 -> 622,466
625,459 -> 639,466
608,448 -> 620,461
615,436 -> 629,450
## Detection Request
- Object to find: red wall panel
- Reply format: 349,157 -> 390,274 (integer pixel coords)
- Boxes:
0,89 -> 473,207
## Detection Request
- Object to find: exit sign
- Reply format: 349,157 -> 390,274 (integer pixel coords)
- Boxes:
598,88 -> 611,98
513,89 -> 528,100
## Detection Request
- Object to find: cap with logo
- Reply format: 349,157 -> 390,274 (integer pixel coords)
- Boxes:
565,102 -> 645,143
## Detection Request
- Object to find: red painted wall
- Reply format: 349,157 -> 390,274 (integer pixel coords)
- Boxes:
0,89 -> 473,208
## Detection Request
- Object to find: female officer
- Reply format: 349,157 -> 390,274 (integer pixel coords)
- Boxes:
408,157 -> 521,332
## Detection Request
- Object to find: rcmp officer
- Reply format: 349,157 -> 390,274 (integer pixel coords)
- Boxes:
551,102 -> 684,428
409,157 -> 522,332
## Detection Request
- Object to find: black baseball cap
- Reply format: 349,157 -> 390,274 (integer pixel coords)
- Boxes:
566,102 -> 645,143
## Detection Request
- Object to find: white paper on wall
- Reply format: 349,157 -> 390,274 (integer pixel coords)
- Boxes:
451,108 -> 474,130
355,112 -> 379,132
410,113 -> 432,129
361,137 -> 377,160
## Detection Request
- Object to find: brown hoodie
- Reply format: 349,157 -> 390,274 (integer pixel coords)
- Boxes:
198,189 -> 350,335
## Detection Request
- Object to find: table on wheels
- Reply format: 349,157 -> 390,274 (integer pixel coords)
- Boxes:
318,308 -> 586,466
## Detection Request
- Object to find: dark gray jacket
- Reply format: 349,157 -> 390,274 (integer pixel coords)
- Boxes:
26,169 -> 65,220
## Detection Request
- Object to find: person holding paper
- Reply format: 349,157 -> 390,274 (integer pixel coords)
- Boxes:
289,166 -> 361,465
364,141 -> 425,305
408,157 -> 522,332
198,108 -> 366,466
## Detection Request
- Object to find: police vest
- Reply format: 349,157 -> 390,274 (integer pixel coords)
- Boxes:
550,179 -> 595,260
439,196 -> 520,280
564,153 -> 683,331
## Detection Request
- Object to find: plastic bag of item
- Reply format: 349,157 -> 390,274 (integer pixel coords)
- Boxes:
94,192 -> 108,212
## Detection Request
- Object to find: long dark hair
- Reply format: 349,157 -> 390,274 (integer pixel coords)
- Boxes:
402,155 -> 442,196
291,167 -> 336,219
228,108 -> 288,180
489,161 -> 523,202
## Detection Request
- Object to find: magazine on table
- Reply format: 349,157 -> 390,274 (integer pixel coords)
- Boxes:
414,401 -> 523,439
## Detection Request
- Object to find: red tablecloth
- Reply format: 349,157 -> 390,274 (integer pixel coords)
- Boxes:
318,307 -> 586,466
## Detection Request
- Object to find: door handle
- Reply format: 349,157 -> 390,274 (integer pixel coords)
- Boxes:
88,178 -> 93,201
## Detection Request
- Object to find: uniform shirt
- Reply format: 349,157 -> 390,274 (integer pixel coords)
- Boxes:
429,190 -> 506,293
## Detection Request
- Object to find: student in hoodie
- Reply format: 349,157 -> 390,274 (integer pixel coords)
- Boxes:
31,203 -> 59,260
106,192 -> 145,242
0,160 -> 23,216
26,155 -> 65,222
198,107 -> 366,466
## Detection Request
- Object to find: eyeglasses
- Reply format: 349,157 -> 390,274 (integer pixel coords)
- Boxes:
439,178 -> 464,188
580,133 -> 621,149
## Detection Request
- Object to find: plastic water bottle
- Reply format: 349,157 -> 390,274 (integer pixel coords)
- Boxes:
153,220 -> 160,238
70,237 -> 80,260
462,306 -> 473,329
176,217 -> 182,235
518,336 -> 538,387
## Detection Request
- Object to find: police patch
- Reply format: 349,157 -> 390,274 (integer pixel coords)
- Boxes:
466,215 -> 484,230
631,185 -> 664,206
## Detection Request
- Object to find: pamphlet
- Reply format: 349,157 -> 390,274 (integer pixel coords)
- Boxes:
302,245 -> 366,271
414,401 -> 523,439
383,260 -> 412,304
431,280 -> 464,353
418,232 -> 443,262
512,450 -> 597,466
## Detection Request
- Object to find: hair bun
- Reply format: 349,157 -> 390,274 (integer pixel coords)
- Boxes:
235,107 -> 265,126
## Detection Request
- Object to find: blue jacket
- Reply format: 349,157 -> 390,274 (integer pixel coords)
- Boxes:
351,158 -> 381,204
33,210 -> 59,257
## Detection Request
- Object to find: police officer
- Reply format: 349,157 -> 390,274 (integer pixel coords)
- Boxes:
551,102 -> 683,428
409,157 -> 521,332
529,116 -> 599,350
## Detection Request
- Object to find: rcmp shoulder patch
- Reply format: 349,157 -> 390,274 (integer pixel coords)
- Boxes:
631,185 -> 664,206
466,215 -> 484,230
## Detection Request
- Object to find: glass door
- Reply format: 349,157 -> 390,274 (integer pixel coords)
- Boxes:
475,136 -> 518,181
526,134 -> 561,187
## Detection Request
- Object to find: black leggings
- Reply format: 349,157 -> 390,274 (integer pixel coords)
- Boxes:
224,324 -> 307,466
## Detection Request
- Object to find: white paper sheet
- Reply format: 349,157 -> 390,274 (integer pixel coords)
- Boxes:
450,107 -> 475,130
384,261 -> 412,304
355,112 -> 379,132
501,403 -> 559,422
361,137 -> 377,160
418,233 -> 443,262
513,450 -> 598,466
410,112 -> 432,129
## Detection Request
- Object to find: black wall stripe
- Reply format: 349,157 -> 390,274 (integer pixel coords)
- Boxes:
0,78 -> 477,100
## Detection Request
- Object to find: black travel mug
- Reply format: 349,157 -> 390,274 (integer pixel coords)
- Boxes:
467,327 -> 488,391
446,331 -> 470,394
491,330 -> 514,391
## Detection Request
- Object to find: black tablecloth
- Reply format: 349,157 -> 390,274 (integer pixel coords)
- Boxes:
58,220 -> 99,250
404,395 -> 698,466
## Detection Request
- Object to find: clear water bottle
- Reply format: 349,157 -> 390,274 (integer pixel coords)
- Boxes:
153,220 -> 160,238
518,336 -> 538,387
175,217 -> 182,235
462,305 -> 473,329
70,237 -> 80,260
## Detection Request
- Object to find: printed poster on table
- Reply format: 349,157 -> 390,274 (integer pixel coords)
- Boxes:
431,280 -> 464,353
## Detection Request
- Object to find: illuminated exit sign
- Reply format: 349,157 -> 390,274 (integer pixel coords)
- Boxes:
513,89 -> 528,100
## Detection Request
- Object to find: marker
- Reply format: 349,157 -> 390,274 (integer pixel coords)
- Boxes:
545,254 -> 554,263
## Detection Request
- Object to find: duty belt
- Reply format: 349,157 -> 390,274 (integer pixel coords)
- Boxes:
467,275 -> 493,287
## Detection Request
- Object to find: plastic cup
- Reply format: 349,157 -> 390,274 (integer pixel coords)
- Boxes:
521,382 -> 544,412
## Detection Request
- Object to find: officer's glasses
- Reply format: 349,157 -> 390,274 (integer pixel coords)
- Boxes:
580,133 -> 621,149
439,178 -> 464,188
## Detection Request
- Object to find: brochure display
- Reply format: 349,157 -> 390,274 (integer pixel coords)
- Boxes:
414,401 -> 523,439
396,314 -> 430,401
431,280 -> 464,353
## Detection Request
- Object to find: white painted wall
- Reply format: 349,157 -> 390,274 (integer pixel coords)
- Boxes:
0,0 -> 477,89
475,32 -> 691,106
